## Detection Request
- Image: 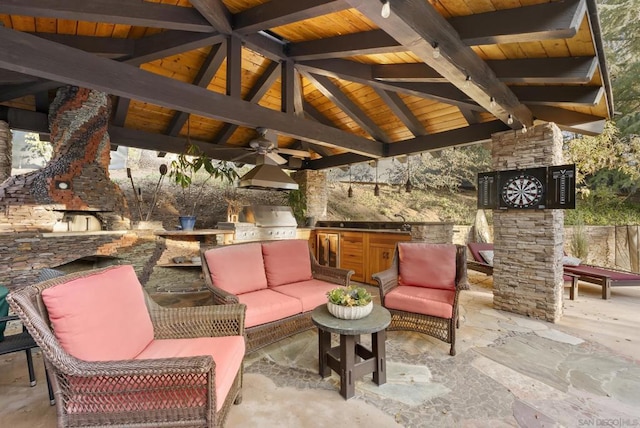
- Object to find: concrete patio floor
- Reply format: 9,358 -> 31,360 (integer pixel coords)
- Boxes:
1,274 -> 639,427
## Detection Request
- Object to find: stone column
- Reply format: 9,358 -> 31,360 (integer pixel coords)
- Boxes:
0,120 -> 11,183
291,170 -> 327,224
492,123 -> 565,322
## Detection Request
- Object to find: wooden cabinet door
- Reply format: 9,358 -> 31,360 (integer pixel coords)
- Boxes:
339,231 -> 365,283
366,244 -> 396,284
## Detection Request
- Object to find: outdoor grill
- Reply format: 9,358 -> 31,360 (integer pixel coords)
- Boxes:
217,205 -> 298,242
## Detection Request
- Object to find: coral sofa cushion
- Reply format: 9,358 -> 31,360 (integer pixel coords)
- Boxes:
271,279 -> 338,312
398,243 -> 457,290
385,286 -> 455,319
136,336 -> 245,412
236,289 -> 302,328
41,265 -> 154,361
261,240 -> 313,287
204,243 -> 268,295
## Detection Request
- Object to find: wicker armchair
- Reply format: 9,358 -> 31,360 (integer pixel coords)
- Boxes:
372,243 -> 468,356
7,266 -> 246,428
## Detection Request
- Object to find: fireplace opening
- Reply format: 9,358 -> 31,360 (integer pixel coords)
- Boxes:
53,255 -> 120,274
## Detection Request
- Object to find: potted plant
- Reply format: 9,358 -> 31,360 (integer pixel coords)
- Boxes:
170,142 -> 238,230
326,286 -> 373,319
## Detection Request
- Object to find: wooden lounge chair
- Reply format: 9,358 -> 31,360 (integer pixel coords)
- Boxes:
466,242 -> 579,300
563,264 -> 640,300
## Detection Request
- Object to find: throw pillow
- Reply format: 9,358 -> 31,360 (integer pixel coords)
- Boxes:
562,255 -> 582,266
479,250 -> 494,266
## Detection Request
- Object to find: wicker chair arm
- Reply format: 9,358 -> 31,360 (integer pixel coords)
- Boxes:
60,354 -> 214,378
148,303 -> 246,339
372,268 -> 398,298
311,264 -> 354,286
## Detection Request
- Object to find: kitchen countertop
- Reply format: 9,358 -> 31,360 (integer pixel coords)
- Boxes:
312,227 -> 411,234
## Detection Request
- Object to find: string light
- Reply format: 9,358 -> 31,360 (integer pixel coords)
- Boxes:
507,114 -> 514,125
381,0 -> 390,18
464,75 -> 472,88
521,124 -> 528,134
489,97 -> 496,108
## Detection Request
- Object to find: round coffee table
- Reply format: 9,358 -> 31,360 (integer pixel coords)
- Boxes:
311,304 -> 391,399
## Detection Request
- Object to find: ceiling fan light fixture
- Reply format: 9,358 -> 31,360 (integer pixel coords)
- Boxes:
381,0 -> 390,18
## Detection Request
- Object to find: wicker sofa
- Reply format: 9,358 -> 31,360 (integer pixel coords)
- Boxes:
202,239 -> 353,354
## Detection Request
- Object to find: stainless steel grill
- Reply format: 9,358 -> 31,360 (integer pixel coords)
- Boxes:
217,205 -> 298,242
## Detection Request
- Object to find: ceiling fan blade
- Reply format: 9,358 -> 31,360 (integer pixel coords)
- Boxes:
276,148 -> 311,157
230,152 -> 255,162
267,152 -> 287,165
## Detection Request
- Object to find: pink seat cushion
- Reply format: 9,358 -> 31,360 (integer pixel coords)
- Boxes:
136,336 -> 245,412
385,286 -> 455,319
204,243 -> 268,295
271,279 -> 338,312
41,265 -> 154,361
398,243 -> 457,290
262,240 -> 313,287
237,289 -> 302,328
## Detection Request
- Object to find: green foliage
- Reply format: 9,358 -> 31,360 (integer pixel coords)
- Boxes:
20,132 -> 52,164
169,143 -> 239,216
287,189 -> 307,225
326,286 -> 372,307
569,217 -> 590,259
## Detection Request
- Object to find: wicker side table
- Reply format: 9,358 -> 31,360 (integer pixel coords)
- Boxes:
311,304 -> 391,399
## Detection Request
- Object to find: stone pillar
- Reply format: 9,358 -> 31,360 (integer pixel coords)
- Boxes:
291,170 -> 327,224
492,123 -> 565,322
0,120 -> 11,183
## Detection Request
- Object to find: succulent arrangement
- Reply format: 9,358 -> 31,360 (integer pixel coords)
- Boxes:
327,286 -> 372,307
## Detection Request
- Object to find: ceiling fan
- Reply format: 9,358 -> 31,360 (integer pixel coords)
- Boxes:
231,128 -> 311,165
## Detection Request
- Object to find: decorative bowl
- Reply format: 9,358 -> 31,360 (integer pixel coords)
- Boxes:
327,301 -> 373,320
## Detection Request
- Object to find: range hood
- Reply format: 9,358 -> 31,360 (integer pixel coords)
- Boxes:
238,155 -> 299,191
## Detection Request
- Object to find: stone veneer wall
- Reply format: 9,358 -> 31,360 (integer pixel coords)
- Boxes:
492,123 -> 565,322
0,86 -> 130,232
292,170 -> 327,223
0,120 -> 11,183
410,222 -> 454,243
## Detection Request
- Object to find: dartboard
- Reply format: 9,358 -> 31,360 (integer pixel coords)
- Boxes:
501,174 -> 544,208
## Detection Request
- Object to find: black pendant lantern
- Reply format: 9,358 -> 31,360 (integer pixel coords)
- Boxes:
405,157 -> 412,193
348,164 -> 353,198
374,161 -> 380,196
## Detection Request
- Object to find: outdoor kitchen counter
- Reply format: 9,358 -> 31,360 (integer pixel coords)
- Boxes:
313,227 -> 411,234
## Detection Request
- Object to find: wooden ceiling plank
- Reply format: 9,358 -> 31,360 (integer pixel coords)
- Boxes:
303,71 -> 391,143
373,88 -> 427,137
342,0 -> 532,128
189,0 -> 233,35
214,61 -> 281,144
287,29 -> 404,60
166,41 -> 227,137
387,121 -> 510,157
233,0 -> 349,35
450,0 -> 588,45
513,86 -> 604,106
487,57 -> 598,84
128,31 -> 225,67
0,26 -> 382,156
0,0 -> 215,33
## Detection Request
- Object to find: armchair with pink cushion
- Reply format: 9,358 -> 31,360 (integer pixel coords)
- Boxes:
372,243 -> 468,356
7,265 -> 246,428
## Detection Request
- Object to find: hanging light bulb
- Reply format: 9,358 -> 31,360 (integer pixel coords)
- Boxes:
381,0 -> 391,18
374,160 -> 380,196
464,75 -> 472,88
348,164 -> 353,198
432,42 -> 440,59
521,124 -> 528,134
405,157 -> 412,193
507,114 -> 514,125
489,97 -> 496,108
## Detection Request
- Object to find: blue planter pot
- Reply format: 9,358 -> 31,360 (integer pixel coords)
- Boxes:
179,216 -> 196,231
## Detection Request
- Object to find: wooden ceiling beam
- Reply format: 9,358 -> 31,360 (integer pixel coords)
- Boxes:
305,152 -> 373,170
213,61 -> 281,145
0,70 -> 38,85
450,0 -> 587,45
33,33 -> 134,59
189,0 -> 233,35
487,57 -> 598,85
166,42 -> 227,138
373,88 -> 427,137
512,86 -> 604,107
0,0 -> 214,33
0,80 -> 61,103
529,105 -> 606,136
297,59 -> 480,111
372,64 -> 445,83
0,107 -> 48,134
233,0 -> 349,35
0,27 -> 382,157
342,0 -> 532,129
302,72 -> 391,143
387,121 -> 510,157
288,30 -> 404,60
129,31 -> 225,67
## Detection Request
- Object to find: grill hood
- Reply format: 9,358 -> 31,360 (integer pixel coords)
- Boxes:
238,156 -> 299,191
